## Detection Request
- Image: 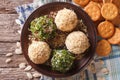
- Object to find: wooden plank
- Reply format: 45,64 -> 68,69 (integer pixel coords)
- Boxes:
0,43 -> 16,55
0,68 -> 39,80
0,0 -> 5,13
0,42 -> 27,68
0,55 -> 27,68
0,0 -> 40,80
0,14 -> 20,42
0,0 -> 32,14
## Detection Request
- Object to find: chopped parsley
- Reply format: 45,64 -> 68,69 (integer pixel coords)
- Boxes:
29,15 -> 56,40
51,50 -> 75,73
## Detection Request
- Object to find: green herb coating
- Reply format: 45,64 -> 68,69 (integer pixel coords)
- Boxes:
51,50 -> 75,73
29,15 -> 56,40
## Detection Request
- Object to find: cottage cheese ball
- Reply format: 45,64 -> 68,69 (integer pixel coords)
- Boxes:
65,31 -> 90,54
28,41 -> 51,64
55,8 -> 78,32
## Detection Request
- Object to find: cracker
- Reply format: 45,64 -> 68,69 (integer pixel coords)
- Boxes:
99,2 -> 104,8
108,28 -> 120,44
84,3 -> 101,21
97,21 -> 115,38
118,42 -> 120,45
89,1 -> 102,8
112,0 -> 120,13
101,3 -> 118,20
89,1 -> 104,21
111,14 -> 120,26
73,0 -> 90,7
91,0 -> 102,2
103,0 -> 112,3
96,39 -> 111,56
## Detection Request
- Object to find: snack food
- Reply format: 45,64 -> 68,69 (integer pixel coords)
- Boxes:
118,42 -> 120,45
89,1 -> 102,8
73,0 -> 90,7
97,21 -> 115,38
51,50 -> 75,73
28,7 -> 91,73
108,28 -> 120,44
29,15 -> 56,40
101,3 -> 118,20
111,14 -> 120,26
103,0 -> 112,3
65,31 -> 90,54
28,41 -> 51,64
91,0 -> 102,2
96,39 -> 111,56
55,8 -> 78,32
112,0 -> 120,13
84,2 -> 101,21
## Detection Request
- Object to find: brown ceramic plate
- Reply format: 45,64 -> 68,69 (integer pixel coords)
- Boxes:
21,2 -> 97,78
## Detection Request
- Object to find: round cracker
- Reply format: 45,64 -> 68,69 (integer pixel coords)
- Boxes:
113,0 -> 120,14
97,21 -> 115,38
113,0 -> 120,10
89,1 -> 102,8
84,3 -> 101,21
111,14 -> 120,26
103,0 -> 112,3
96,39 -> 111,56
108,28 -> 120,44
118,42 -> 120,45
73,0 -> 90,7
91,0 -> 102,2
101,3 -> 118,20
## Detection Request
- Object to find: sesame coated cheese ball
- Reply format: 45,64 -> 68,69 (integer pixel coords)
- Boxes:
55,8 -> 78,32
65,31 -> 90,54
28,41 -> 51,64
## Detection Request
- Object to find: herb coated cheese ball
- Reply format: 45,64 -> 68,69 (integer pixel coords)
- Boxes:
55,8 -> 78,32
65,31 -> 90,54
28,41 -> 51,64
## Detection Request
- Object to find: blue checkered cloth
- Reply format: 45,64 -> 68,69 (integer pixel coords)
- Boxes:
15,0 -> 120,80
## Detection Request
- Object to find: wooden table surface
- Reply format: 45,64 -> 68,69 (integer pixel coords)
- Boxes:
0,0 -> 40,80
